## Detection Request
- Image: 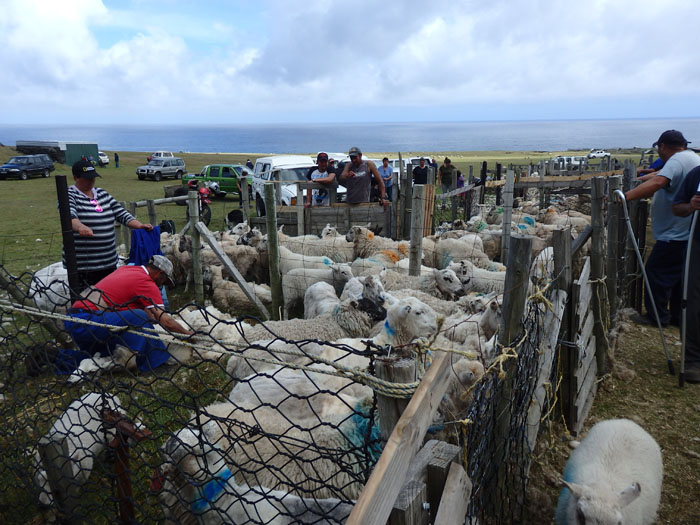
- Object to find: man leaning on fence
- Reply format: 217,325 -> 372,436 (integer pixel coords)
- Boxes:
338,146 -> 386,206
624,130 -> 700,327
64,255 -> 195,373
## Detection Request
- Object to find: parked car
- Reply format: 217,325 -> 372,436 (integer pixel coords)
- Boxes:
588,149 -> 610,159
147,151 -> 174,162
252,155 -> 316,216
0,154 -> 55,180
552,155 -> 588,168
97,151 -> 109,166
136,157 -> 186,181
182,164 -> 253,197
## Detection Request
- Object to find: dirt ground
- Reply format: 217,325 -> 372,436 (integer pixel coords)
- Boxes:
524,315 -> 700,523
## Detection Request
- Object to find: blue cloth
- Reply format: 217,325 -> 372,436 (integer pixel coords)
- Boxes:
644,240 -> 687,325
377,165 -> 393,188
65,309 -> 170,372
128,226 -> 163,265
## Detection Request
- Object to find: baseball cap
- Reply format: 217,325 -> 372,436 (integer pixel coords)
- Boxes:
653,130 -> 690,147
148,255 -> 175,286
72,159 -> 101,178
317,152 -> 329,161
444,157 -> 451,163
348,146 -> 362,157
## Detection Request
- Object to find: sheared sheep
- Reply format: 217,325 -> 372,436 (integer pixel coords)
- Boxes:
380,268 -> 463,300
555,419 -> 663,525
209,265 -> 272,315
281,264 -> 352,319
303,282 -> 340,319
443,294 -> 501,343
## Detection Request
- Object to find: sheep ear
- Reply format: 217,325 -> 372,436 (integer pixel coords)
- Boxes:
278,225 -> 284,233
618,482 -> 641,508
561,480 -> 584,498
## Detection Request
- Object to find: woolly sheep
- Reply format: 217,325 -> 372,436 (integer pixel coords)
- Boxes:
278,228 -> 354,262
443,294 -> 501,343
155,424 -> 354,524
555,419 -> 663,525
29,262 -> 71,312
209,265 -> 272,315
282,264 -> 352,319
303,282 -> 340,319
340,274 -> 385,304
345,226 -> 410,260
380,268 -> 463,300
530,246 -> 554,287
320,223 -> 342,238
448,260 -> 514,295
432,237 -> 500,271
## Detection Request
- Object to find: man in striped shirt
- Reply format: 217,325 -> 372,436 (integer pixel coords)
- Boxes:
65,159 -> 153,290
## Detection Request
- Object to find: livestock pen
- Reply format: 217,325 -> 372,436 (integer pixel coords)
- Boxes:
0,157 -> 655,523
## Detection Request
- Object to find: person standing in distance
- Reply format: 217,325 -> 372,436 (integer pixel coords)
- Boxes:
338,147 -> 386,206
625,130 -> 700,326
377,157 -> 393,201
412,157 -> 429,185
114,152 -> 119,168
66,159 -> 153,290
438,157 -> 456,196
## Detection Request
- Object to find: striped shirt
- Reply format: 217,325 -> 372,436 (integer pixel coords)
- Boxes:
63,186 -> 134,272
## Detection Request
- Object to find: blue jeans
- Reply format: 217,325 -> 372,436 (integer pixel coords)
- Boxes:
644,240 -> 687,325
65,309 -> 170,372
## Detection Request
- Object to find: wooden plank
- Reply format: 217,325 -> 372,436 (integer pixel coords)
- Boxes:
575,333 -> 597,386
265,183 -> 283,320
409,185 -> 425,276
347,351 -> 452,525
574,380 -> 598,435
388,480 -> 430,525
575,359 -> 598,428
188,192 -> 204,304
426,443 -> 461,522
590,177 -> 609,375
195,222 -> 271,320
577,309 -> 595,351
433,462 -> 472,525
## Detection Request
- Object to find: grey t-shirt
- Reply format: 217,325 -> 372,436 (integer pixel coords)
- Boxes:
343,160 -> 372,204
651,149 -> 700,241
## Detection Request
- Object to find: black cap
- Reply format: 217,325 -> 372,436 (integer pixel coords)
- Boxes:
348,146 -> 362,157
444,157 -> 451,163
317,152 -> 328,161
653,130 -> 690,147
72,159 -> 101,178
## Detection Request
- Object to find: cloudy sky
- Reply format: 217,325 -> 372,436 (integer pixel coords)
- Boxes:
2,0 -> 699,125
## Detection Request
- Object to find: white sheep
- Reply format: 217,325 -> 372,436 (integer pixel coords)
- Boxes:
345,226 -> 410,260
340,274 -> 385,303
281,264 -> 353,320
380,268 -> 463,300
320,223 -> 343,238
432,237 -> 501,272
209,265 -> 272,315
555,419 -> 663,525
530,246 -> 554,287
31,392 -> 141,507
448,260 -> 514,295
443,293 -> 501,343
279,229 -> 354,262
303,282 -> 340,319
155,424 -> 354,524
28,262 -> 71,312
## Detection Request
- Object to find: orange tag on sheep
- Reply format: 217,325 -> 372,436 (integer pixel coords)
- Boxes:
368,232 -> 374,239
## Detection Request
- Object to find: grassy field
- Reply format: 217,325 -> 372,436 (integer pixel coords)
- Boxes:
0,144 -> 644,277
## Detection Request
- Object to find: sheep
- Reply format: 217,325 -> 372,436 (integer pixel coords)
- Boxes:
393,257 -> 434,275
432,237 -> 503,272
154,424 -> 354,524
447,260 -> 514,295
281,264 -> 353,320
31,392 -> 143,507
303,282 -> 339,319
350,251 -> 401,276
340,274 -> 385,303
555,419 -> 663,525
442,294 -> 501,343
530,246 -> 554,287
320,223 -> 343,238
380,268 -> 463,300
239,230 -> 337,276
345,226 -> 410,260
539,207 -> 590,233
209,265 -> 272,315
384,289 -> 465,317
278,228 -> 355,263
28,262 -> 71,312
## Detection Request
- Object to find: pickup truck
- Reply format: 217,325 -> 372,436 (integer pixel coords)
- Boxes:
182,164 -> 253,197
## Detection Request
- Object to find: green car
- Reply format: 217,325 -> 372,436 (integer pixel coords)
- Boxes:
182,164 -> 253,197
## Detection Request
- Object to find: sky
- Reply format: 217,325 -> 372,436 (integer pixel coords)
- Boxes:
1,0 -> 699,125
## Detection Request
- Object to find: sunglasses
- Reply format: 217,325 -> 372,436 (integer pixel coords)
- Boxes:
89,199 -> 103,213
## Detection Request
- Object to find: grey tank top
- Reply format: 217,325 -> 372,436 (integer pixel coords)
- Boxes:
345,160 -> 371,204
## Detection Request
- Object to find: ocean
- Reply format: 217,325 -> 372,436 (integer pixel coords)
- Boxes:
2,118 -> 700,154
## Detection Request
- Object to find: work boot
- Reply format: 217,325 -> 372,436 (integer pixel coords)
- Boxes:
684,366 -> 700,384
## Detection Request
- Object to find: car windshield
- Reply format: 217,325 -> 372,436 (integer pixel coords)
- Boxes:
277,167 -> 309,182
8,157 -> 28,164
149,160 -> 165,166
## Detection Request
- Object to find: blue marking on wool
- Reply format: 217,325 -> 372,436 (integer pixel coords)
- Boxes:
384,320 -> 395,337
554,460 -> 577,523
518,224 -> 527,230
191,468 -> 233,513
442,253 -> 454,269
323,257 -> 331,265
345,402 -> 383,465
524,216 -> 535,225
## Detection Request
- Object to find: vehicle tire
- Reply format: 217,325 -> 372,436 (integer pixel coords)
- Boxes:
173,186 -> 188,205
43,169 -> 49,178
20,172 -> 28,181
154,172 -> 162,182
201,204 -> 212,226
138,174 -> 146,180
256,195 -> 266,217
176,171 -> 183,179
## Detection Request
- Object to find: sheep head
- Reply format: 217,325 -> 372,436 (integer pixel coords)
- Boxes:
561,480 -> 641,525
330,263 -> 353,285
386,297 -> 438,344
230,222 -> 250,236
362,274 -> 385,304
320,223 -> 339,238
345,225 -> 367,243
433,269 -> 463,299
447,260 -> 475,293
237,228 -> 263,247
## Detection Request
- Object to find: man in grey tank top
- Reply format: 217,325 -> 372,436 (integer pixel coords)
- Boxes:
338,146 -> 387,206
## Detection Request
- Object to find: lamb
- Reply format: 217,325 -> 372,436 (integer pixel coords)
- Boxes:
303,282 -> 340,319
340,274 -> 385,303
281,264 -> 353,319
209,265 -> 272,315
155,424 -> 354,524
530,246 -> 554,287
442,294 -> 502,343
278,227 -> 354,262
555,419 -> 663,525
345,225 -> 410,260
383,289 -> 467,317
31,392 -> 144,507
380,268 -> 463,300
448,260 -> 518,296
350,252 -> 401,276
320,223 -> 343,238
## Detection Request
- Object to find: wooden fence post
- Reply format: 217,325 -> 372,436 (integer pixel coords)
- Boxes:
465,165 -> 474,221
590,177 -> 609,375
500,169 -> 515,263
409,185 -> 425,276
607,175 -> 622,319
374,357 -> 416,442
240,177 -> 250,223
265,183 -> 283,320
188,191 -> 204,304
479,161 -> 487,205
539,164 -> 547,209
390,165 -> 399,239
553,227 -> 573,423
495,163 -> 503,206
402,168 -> 413,241
296,183 -> 305,236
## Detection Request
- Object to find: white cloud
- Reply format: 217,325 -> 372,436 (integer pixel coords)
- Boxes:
0,0 -> 698,124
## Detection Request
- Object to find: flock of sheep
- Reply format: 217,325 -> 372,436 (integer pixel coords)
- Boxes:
24,194 -> 664,524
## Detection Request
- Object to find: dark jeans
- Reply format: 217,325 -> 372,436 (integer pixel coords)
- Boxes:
685,241 -> 700,367
644,240 -> 687,325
